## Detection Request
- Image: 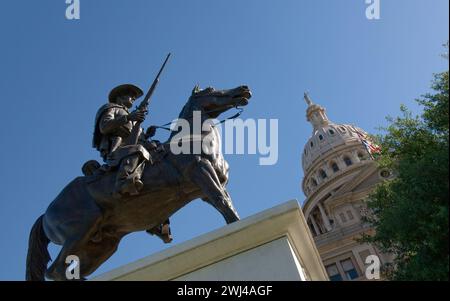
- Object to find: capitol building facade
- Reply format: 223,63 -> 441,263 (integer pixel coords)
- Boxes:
300,94 -> 393,281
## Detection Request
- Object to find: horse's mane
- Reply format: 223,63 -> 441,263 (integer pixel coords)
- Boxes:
168,97 -> 198,140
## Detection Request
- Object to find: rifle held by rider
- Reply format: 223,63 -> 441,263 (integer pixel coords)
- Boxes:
128,53 -> 171,145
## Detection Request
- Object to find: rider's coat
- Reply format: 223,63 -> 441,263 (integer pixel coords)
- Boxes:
92,103 -> 150,165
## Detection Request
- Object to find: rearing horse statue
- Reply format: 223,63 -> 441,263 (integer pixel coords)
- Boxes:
26,85 -> 252,281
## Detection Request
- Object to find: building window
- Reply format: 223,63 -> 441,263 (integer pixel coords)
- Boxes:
329,129 -> 335,135
326,264 -> 343,281
340,126 -> 346,132
357,152 -> 365,160
331,162 -> 339,172
307,222 -> 316,236
344,156 -> 352,166
341,258 -> 359,280
319,169 -> 327,179
380,169 -> 391,178
346,210 -> 354,220
311,178 -> 318,187
310,141 -> 314,148
319,134 -> 324,141
339,213 -> 347,223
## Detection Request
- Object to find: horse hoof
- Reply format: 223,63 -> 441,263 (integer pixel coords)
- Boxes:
134,179 -> 144,191
163,235 -> 173,244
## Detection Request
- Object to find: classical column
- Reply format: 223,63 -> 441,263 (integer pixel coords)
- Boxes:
351,150 -> 361,163
324,165 -> 333,177
309,216 -> 321,236
317,203 -> 332,231
336,156 -> 346,170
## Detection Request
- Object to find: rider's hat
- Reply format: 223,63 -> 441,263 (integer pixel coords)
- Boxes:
108,84 -> 144,103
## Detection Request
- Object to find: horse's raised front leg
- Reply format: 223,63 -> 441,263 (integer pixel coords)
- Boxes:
191,158 -> 239,224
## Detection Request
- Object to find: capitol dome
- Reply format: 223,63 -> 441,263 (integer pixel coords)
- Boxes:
301,93 -> 375,198
299,93 -> 391,281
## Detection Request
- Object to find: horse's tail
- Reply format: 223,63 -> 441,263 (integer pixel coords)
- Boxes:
26,215 -> 51,281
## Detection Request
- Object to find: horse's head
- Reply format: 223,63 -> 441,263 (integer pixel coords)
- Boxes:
185,85 -> 252,119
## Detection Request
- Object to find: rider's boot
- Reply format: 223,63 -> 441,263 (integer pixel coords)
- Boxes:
113,154 -> 145,198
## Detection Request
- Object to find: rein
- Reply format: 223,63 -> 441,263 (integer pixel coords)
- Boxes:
152,106 -> 244,132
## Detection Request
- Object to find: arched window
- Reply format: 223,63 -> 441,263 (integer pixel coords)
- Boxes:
380,169 -> 391,178
331,162 -> 339,173
344,156 -> 353,166
357,151 -> 365,160
319,169 -> 327,179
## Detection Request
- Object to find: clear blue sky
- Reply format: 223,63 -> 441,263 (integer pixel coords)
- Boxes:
0,0 -> 447,280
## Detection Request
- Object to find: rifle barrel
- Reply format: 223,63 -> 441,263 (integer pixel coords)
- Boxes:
141,53 -> 171,105
129,53 -> 171,144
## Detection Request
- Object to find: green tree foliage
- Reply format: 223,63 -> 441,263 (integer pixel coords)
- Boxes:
363,64 -> 449,280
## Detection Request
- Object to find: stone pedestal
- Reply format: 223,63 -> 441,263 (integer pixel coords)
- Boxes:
93,200 -> 328,281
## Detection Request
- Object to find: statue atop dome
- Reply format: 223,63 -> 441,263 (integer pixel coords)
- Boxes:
303,92 -> 330,132
304,92 -> 313,106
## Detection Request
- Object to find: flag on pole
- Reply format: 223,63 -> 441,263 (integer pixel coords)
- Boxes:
354,129 -> 381,158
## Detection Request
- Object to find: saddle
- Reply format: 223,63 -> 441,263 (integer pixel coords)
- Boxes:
81,141 -> 167,177
80,143 -> 172,244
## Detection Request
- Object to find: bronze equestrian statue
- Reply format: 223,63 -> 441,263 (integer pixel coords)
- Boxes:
25,80 -> 252,280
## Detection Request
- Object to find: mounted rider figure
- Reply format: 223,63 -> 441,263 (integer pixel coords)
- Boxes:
92,84 -> 150,198
90,83 -> 172,243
